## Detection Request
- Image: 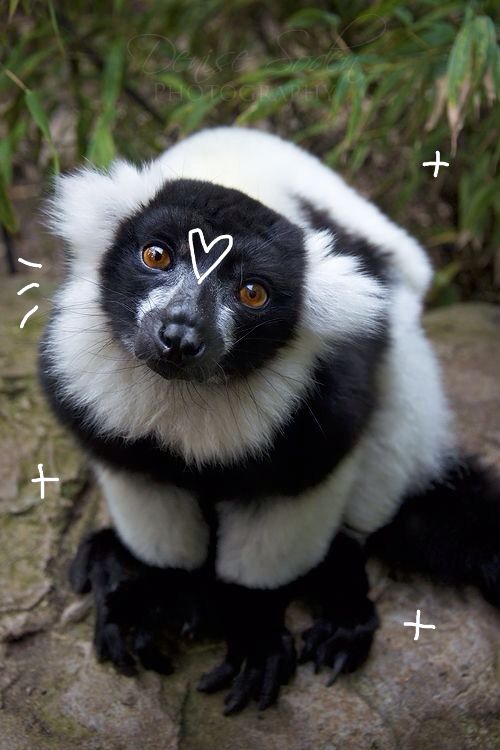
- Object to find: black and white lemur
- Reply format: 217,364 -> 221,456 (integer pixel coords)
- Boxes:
39,127 -> 500,715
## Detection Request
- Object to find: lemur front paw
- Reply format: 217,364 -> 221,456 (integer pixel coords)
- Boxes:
69,528 -> 177,677
299,600 -> 379,684
198,628 -> 297,714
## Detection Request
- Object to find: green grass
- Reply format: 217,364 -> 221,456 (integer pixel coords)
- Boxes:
1,0 -> 499,303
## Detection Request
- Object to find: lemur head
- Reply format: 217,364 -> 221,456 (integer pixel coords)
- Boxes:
50,165 -> 307,383
99,179 -> 305,382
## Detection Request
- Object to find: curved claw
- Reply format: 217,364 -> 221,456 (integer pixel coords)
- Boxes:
300,604 -> 378,684
257,652 -> 282,710
133,629 -> 173,675
299,619 -> 331,664
199,629 -> 297,714
96,621 -> 138,676
326,651 -> 349,686
224,667 -> 262,715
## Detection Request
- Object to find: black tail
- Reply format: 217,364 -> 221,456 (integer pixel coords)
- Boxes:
367,456 -> 500,608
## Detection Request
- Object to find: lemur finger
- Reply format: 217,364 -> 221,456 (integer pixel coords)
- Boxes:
314,641 -> 330,673
257,653 -> 282,710
102,622 -> 138,677
69,528 -> 132,595
93,605 -> 112,661
198,658 -> 240,693
223,667 -> 262,716
326,651 -> 349,686
68,536 -> 95,594
342,636 -> 373,674
280,632 -> 297,684
299,620 -> 331,663
133,628 -> 173,675
313,630 -> 349,672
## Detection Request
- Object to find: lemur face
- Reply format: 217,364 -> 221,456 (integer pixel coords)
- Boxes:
99,179 -> 306,382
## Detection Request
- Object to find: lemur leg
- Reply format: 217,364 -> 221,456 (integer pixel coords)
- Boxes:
298,532 -> 379,682
200,478 -> 361,713
367,456 -> 500,608
198,533 -> 377,713
70,466 -> 211,675
198,584 -> 296,714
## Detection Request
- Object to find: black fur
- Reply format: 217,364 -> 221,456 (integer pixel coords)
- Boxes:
297,196 -> 393,283
298,533 -> 379,678
368,455 -> 500,608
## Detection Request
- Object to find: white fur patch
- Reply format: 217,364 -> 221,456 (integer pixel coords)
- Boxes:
136,279 -> 186,323
216,452 -> 359,588
216,302 -> 235,350
343,286 -> 456,534
47,159 -> 179,274
94,463 -> 209,569
303,231 -> 388,340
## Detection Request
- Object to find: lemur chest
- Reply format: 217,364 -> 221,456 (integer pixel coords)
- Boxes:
112,385 -> 368,502
95,342 -> 383,501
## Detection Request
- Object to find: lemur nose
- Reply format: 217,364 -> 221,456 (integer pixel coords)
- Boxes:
158,322 -> 205,362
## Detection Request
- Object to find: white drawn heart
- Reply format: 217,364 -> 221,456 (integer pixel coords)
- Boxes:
188,228 -> 233,285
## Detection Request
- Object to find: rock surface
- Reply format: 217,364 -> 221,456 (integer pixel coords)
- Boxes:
1,274 -> 500,750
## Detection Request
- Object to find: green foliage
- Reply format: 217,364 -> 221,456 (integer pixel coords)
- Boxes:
1,0 -> 499,302
25,89 -> 60,171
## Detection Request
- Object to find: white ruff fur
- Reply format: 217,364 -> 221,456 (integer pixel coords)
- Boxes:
46,126 -> 454,585
95,464 -> 208,568
216,452 -> 359,588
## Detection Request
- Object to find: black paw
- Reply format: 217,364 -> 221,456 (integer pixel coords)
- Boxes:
299,601 -> 379,685
197,629 -> 296,714
69,529 -> 174,677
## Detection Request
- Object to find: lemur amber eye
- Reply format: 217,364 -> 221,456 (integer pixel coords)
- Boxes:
142,245 -> 171,269
239,282 -> 268,309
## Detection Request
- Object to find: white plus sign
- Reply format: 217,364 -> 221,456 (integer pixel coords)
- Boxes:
31,463 -> 60,500
422,150 -> 449,178
404,609 -> 436,641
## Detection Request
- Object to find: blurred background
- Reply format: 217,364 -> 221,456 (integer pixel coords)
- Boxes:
1,0 -> 499,305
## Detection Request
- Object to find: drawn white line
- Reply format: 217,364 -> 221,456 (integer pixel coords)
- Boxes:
17,283 -> 40,295
18,257 -> 42,268
188,228 -> 233,286
20,305 -> 39,329
403,609 -> 436,641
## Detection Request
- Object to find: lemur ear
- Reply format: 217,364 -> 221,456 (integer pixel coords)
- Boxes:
46,160 -> 166,266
